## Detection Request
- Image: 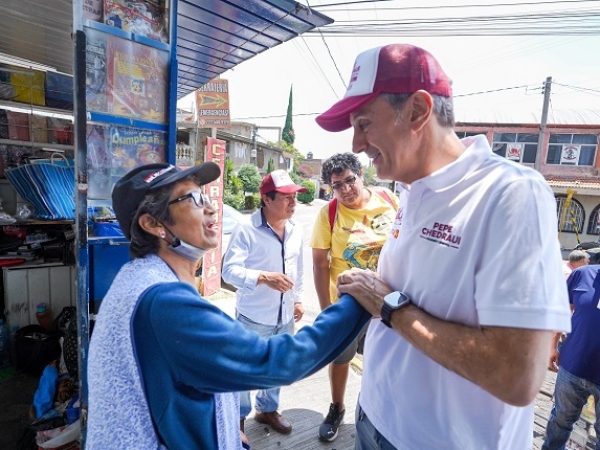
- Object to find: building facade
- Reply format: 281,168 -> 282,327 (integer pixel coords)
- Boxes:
456,121 -> 600,251
176,115 -> 293,176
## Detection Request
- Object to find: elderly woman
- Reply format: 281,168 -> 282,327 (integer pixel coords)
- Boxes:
86,162 -> 370,450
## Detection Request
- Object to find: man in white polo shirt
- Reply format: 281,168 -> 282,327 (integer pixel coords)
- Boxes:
316,44 -> 572,449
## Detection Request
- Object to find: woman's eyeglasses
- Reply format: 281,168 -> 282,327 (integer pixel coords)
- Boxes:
331,175 -> 357,191
168,191 -> 210,208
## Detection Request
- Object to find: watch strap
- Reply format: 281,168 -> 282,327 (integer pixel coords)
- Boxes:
381,301 -> 395,328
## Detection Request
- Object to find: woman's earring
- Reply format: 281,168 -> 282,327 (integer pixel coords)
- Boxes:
159,231 -> 166,239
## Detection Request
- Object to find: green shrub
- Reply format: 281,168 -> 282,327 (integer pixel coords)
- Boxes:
238,164 -> 262,194
244,194 -> 257,211
224,191 -> 245,210
297,180 -> 316,204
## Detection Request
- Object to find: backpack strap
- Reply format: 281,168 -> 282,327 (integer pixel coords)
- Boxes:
328,186 -> 395,231
370,186 -> 395,209
328,197 -> 338,231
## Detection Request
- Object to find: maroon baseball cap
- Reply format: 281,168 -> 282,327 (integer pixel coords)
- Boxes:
316,44 -> 452,132
259,170 -> 307,196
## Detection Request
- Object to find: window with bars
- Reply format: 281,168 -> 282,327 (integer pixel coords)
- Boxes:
556,195 -> 585,233
587,203 -> 600,235
492,133 -> 538,164
546,134 -> 598,166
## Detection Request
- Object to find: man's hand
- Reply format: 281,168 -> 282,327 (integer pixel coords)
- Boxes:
336,267 -> 393,316
548,347 -> 560,372
258,272 -> 294,293
548,332 -> 562,372
293,303 -> 304,322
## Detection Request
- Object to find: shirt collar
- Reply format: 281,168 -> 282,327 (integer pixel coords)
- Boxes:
415,134 -> 491,193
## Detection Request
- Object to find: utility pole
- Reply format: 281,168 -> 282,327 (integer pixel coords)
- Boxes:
535,76 -> 552,173
251,125 -> 257,164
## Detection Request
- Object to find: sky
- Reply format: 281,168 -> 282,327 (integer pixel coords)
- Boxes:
179,0 -> 600,162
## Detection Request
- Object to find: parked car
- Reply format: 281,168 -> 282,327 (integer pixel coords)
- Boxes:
221,204 -> 250,254
220,204 -> 250,292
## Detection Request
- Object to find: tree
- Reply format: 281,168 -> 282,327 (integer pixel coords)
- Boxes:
297,180 -> 316,204
224,159 -> 243,194
362,165 -> 378,186
238,164 -> 262,194
224,159 -> 235,191
282,85 -> 295,145
276,140 -> 305,175
267,157 -> 275,174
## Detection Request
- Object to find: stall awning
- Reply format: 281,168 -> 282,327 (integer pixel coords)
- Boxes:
0,0 -> 332,98
176,0 -> 332,98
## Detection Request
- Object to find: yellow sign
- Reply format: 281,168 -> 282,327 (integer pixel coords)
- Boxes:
196,79 -> 230,128
558,189 -> 576,239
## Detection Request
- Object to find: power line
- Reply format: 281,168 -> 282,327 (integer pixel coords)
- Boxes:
315,0 -> 600,11
454,84 -> 536,98
303,3 -> 600,37
316,29 -> 347,90
291,39 -> 339,98
306,0 -> 348,90
553,82 -> 600,95
233,80 -> 600,122
298,36 -> 340,98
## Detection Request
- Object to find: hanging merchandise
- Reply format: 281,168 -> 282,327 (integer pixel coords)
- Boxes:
0,197 -> 16,224
45,72 -> 74,111
109,126 -> 166,181
10,67 -> 45,106
48,118 -> 74,145
106,35 -> 169,122
0,64 -> 15,100
30,115 -> 49,144
6,111 -> 30,141
5,154 -> 76,220
104,0 -> 169,44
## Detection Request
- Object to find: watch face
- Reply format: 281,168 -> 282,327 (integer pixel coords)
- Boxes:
385,291 -> 409,307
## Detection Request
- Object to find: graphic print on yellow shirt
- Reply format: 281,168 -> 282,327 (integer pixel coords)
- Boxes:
310,188 -> 398,303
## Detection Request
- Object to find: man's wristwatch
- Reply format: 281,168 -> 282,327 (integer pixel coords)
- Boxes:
381,291 -> 411,328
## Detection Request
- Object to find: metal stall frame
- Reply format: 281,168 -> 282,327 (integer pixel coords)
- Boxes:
0,0 -> 332,442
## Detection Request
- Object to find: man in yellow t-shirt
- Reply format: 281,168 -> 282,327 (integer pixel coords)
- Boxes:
310,153 -> 398,442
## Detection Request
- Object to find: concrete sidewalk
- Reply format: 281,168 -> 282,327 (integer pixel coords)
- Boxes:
208,289 -> 599,450
208,289 -> 362,449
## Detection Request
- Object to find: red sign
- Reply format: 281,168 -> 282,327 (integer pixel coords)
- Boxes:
202,137 -> 226,296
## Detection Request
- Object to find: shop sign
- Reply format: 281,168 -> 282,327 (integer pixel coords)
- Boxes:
196,79 -> 231,128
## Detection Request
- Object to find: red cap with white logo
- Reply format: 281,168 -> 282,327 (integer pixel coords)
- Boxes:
316,44 -> 452,132
260,170 -> 307,195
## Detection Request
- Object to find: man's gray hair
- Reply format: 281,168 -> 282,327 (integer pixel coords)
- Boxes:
569,249 -> 590,264
380,93 -> 455,128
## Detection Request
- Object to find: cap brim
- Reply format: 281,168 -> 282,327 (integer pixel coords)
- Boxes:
316,93 -> 378,132
275,185 -> 308,194
152,161 -> 221,189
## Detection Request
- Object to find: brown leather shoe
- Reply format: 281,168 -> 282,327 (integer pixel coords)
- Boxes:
254,411 -> 292,434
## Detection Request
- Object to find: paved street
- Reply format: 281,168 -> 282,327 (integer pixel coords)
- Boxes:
226,198 -> 599,450
290,198 -> 329,322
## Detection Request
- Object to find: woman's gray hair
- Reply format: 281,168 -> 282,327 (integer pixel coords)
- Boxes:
380,92 -> 455,128
128,184 -> 177,258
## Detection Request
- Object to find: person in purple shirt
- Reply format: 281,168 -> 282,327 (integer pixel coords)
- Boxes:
543,264 -> 600,450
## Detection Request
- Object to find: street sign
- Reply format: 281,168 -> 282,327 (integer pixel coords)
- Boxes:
196,79 -> 231,128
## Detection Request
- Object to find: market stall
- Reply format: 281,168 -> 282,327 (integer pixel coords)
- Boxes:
0,0 -> 332,444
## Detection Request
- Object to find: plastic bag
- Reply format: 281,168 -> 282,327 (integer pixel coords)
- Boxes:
36,418 -> 80,449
